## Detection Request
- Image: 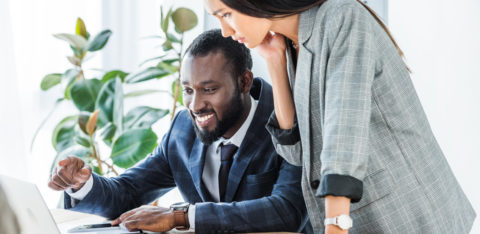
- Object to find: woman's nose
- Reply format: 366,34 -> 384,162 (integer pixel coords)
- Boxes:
219,21 -> 234,38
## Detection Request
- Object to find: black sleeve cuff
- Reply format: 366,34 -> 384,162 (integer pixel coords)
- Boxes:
265,111 -> 300,145
317,174 -> 363,203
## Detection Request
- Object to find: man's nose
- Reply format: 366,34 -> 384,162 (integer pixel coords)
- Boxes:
189,93 -> 206,114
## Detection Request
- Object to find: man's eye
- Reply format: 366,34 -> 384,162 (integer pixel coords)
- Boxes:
183,89 -> 193,94
204,88 -> 216,93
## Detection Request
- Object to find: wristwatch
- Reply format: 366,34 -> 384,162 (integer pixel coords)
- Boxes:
170,202 -> 190,230
324,214 -> 353,230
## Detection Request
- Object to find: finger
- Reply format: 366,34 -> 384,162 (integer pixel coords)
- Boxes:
123,219 -> 140,232
58,157 -> 72,167
56,167 -> 75,187
50,178 -> 68,190
111,218 -> 121,226
48,180 -> 64,191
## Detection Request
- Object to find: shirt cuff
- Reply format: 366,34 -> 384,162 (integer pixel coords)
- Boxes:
188,204 -> 195,229
316,174 -> 363,203
265,111 -> 300,145
66,175 -> 94,201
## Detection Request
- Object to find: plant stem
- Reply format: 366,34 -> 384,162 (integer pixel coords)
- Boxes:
99,159 -> 119,176
89,135 -> 103,174
170,33 -> 184,121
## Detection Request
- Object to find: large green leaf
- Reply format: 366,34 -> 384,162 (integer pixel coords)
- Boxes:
95,78 -> 123,130
101,70 -> 128,83
53,33 -> 87,50
110,128 -> 158,168
62,69 -> 80,100
125,67 -> 170,84
99,122 -> 116,146
50,145 -> 91,173
124,106 -> 169,130
85,30 -> 112,52
40,73 -> 62,91
171,8 -> 198,33
52,115 -> 77,152
70,79 -> 103,112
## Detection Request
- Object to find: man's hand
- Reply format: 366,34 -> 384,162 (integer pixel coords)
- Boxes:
48,156 -> 91,192
111,205 -> 175,232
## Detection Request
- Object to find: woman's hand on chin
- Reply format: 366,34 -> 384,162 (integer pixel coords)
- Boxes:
254,31 -> 287,61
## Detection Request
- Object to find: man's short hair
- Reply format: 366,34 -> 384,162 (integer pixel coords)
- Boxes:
184,29 -> 253,79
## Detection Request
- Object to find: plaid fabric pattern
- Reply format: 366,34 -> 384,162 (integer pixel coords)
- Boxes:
268,0 -> 476,233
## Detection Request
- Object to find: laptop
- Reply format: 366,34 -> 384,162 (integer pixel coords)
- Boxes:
0,175 -> 60,234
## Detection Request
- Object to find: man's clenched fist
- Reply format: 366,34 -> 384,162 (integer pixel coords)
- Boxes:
48,156 -> 91,192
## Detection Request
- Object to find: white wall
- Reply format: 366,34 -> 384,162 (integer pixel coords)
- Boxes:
389,0 -> 480,232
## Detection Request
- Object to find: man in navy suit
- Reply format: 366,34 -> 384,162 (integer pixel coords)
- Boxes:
48,29 -> 309,233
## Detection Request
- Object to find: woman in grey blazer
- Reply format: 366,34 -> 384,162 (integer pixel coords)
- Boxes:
204,0 -> 476,233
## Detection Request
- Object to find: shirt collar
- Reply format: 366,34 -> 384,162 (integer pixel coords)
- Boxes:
215,95 -> 257,150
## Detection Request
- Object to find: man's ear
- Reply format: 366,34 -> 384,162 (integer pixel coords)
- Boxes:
238,70 -> 253,94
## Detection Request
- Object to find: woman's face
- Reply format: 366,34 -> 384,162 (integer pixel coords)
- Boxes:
204,0 -> 272,48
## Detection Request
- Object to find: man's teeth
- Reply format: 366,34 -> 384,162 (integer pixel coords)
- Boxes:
197,114 -> 214,122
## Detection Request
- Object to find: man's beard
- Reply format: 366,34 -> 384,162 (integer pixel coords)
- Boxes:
192,90 -> 244,145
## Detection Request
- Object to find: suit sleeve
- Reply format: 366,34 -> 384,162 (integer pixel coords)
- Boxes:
265,111 -> 303,166
316,3 -> 376,202
64,117 -> 180,219
193,160 -> 308,234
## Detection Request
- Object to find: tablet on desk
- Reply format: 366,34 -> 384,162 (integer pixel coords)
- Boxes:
68,223 -> 143,233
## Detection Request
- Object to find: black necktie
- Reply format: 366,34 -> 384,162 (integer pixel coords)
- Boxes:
218,143 -> 238,202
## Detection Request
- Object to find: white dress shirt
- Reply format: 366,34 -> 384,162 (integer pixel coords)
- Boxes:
67,96 -> 258,230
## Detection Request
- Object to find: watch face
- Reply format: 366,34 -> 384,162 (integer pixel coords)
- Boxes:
170,202 -> 189,210
337,215 -> 353,230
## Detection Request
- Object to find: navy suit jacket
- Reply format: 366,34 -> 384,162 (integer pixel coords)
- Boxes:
65,78 -> 309,233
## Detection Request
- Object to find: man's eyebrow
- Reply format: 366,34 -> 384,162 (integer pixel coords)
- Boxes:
181,80 -> 218,85
212,8 -> 225,16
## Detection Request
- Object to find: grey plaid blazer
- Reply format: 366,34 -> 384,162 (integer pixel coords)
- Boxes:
266,0 -> 476,233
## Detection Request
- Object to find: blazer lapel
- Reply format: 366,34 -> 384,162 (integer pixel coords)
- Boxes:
188,139 -> 210,201
223,80 -> 272,202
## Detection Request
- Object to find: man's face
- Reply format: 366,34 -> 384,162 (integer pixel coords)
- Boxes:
181,52 -> 244,145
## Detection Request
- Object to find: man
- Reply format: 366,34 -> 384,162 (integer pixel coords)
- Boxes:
48,29 -> 309,233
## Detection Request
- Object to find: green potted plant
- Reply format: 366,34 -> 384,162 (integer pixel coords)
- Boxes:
34,6 -> 198,177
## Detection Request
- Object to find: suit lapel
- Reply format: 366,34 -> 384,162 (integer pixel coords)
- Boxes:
188,139 -> 210,201
223,79 -> 272,202
295,44 -> 313,181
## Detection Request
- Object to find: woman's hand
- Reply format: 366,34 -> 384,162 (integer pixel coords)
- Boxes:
254,31 -> 287,62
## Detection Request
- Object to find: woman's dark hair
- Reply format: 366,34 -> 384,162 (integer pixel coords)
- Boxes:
184,29 -> 253,79
221,0 -> 410,72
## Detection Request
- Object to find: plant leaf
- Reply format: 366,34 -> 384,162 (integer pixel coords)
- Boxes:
62,68 -> 80,99
77,111 -> 91,134
53,33 -> 87,50
86,110 -> 99,135
52,115 -> 78,152
70,78 -> 103,112
171,8 -> 198,33
99,122 -> 116,145
125,67 -> 170,84
85,30 -> 112,52
67,56 -> 81,66
75,17 -> 88,39
124,89 -> 168,98
124,106 -> 169,130
40,73 -> 62,91
101,70 -> 128,83
110,128 -> 158,168
172,79 -> 183,106
139,55 -> 167,67
161,7 -> 173,34
95,78 -> 123,130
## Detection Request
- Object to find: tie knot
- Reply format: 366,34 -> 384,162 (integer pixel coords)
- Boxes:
220,143 -> 238,161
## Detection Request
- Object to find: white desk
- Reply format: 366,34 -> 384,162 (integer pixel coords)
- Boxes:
51,209 -> 298,234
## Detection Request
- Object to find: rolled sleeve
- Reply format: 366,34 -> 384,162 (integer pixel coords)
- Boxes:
265,111 -> 303,166
265,111 -> 300,145
316,174 -> 363,203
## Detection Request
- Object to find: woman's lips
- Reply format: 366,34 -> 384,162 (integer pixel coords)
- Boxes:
195,113 -> 215,128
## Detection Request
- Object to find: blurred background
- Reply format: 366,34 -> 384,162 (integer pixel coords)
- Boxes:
1,0 -> 479,232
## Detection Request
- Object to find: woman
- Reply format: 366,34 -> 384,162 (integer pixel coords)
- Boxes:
204,0 -> 476,233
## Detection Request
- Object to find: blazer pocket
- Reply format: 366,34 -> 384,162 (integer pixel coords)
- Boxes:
245,169 -> 278,185
350,169 -> 395,212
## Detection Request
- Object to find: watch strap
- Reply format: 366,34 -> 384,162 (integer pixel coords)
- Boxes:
173,210 -> 189,230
